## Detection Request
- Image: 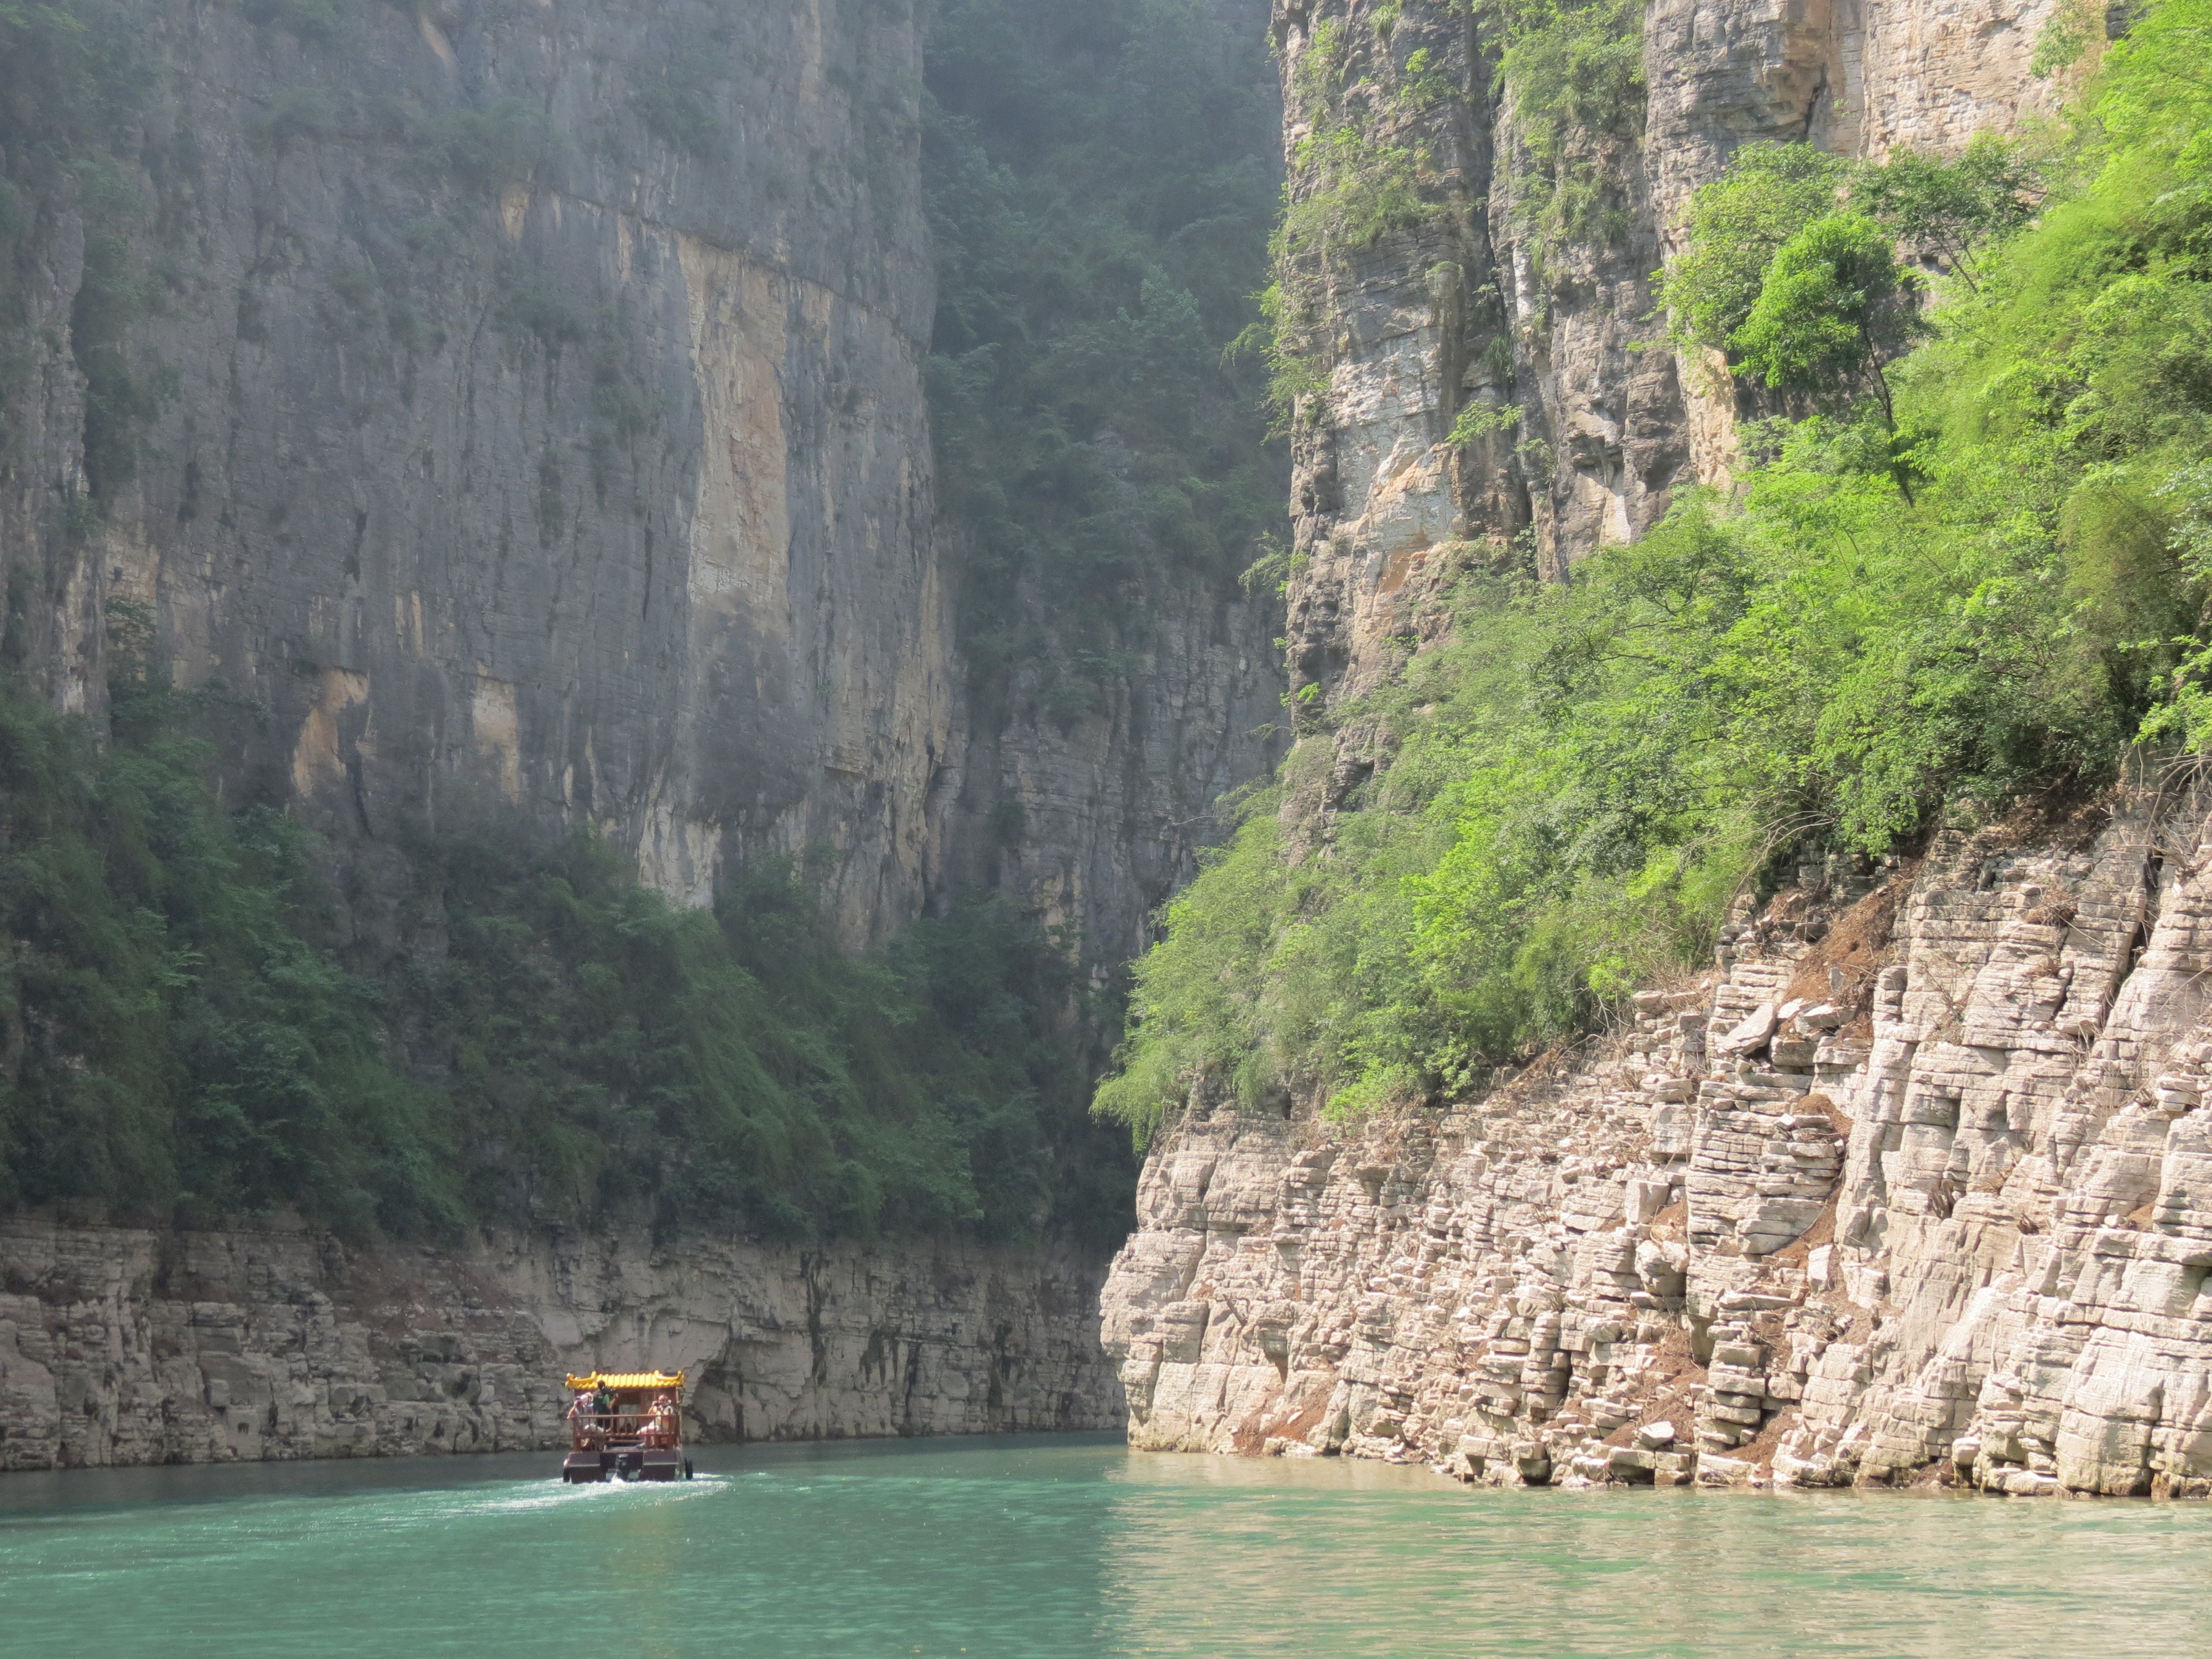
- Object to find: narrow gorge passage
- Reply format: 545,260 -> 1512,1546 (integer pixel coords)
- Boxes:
4,0 -> 2212,1648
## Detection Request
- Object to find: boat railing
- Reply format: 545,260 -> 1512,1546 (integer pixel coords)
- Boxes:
569,1412 -> 681,1449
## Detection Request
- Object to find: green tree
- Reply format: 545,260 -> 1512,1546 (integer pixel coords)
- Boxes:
1851,134 -> 2041,290
1658,142 -> 1852,356
1728,213 -> 1923,423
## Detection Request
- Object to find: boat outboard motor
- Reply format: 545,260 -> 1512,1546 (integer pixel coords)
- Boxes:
614,1449 -> 644,1481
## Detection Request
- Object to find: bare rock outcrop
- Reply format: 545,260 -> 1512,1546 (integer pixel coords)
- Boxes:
0,0 -> 1280,966
0,1217 -> 1119,1469
1101,777 -> 2212,1496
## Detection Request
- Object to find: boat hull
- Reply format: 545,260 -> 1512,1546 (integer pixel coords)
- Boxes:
562,1446 -> 688,1483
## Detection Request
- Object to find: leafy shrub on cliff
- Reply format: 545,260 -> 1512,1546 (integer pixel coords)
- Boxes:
1278,18 -> 1443,260
1729,214 -> 1926,421
1658,137 -> 2039,375
1658,144 -> 1856,357
1097,0 -> 2212,1142
410,97 -> 545,196
1486,0 -> 1646,252
0,637 -> 1128,1244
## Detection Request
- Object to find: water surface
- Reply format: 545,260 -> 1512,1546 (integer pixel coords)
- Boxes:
1,1435 -> 2203,1657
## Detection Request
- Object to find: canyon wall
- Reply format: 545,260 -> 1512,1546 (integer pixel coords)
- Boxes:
0,0 -> 1281,957
7,0 -> 962,938
946,579 -> 1286,973
1102,774 -> 2212,1497
0,1213 -> 1118,1469
1094,0 -> 2201,1498
0,0 -> 1277,1469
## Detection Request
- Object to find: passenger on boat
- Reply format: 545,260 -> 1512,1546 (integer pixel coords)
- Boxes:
568,1391 -> 600,1446
643,1394 -> 677,1448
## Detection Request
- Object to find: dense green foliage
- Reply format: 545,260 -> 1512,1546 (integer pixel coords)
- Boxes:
0,643 -> 460,1233
1729,213 -> 1922,420
0,651 -> 1130,1243
922,0 -> 1284,714
404,842 -> 1130,1244
1659,135 -> 2039,425
1487,0 -> 1646,255
1098,0 -> 2212,1145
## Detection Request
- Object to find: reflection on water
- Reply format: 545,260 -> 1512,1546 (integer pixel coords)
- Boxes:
0,1436 -> 2203,1657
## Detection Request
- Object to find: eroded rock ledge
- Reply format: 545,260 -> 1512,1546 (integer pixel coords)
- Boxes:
0,1221 -> 1118,1469
1102,778 -> 2212,1497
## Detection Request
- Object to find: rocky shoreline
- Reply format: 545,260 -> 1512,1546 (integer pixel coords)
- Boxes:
1101,779 -> 2212,1499
0,1217 -> 1119,1471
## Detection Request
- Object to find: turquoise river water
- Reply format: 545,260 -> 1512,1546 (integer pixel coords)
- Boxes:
1,1434 -> 2205,1657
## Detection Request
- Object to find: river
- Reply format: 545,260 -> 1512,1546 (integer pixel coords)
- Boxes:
1,1435 -> 2203,1656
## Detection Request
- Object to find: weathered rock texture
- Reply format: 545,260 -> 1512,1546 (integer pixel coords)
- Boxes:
1102,0 -> 2182,1502
1272,0 -> 2070,713
1102,773 -> 2212,1497
6,0 -> 963,938
0,0 -> 1280,959
946,580 -> 1286,971
0,1214 -> 1118,1469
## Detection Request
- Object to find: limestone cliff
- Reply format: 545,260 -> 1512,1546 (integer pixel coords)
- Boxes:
1101,777 -> 2212,1496
0,0 -> 1282,958
945,581 -> 1286,972
0,1213 -> 1118,1469
1094,0 -> 2212,1500
4,0 -> 968,937
0,0 -> 1269,1469
1272,0 -> 2071,713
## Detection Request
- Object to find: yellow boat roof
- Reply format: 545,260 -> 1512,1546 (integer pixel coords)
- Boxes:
565,1370 -> 685,1392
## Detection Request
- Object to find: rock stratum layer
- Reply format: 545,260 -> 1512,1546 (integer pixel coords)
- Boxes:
0,1215 -> 1118,1469
1103,778 -> 2212,1496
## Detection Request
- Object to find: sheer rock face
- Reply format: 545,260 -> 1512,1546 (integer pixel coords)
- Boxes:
944,575 -> 1286,970
0,0 -> 1261,1469
5,0 -> 958,941
0,1216 -> 1120,1469
0,0 -> 1279,959
1274,0 -> 2067,716
1101,779 -> 2212,1496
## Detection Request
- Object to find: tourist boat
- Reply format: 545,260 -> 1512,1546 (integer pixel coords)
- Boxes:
561,1369 -> 695,1483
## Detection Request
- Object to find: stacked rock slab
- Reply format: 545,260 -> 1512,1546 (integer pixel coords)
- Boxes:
1100,776 -> 2212,1496
0,1218 -> 1119,1469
